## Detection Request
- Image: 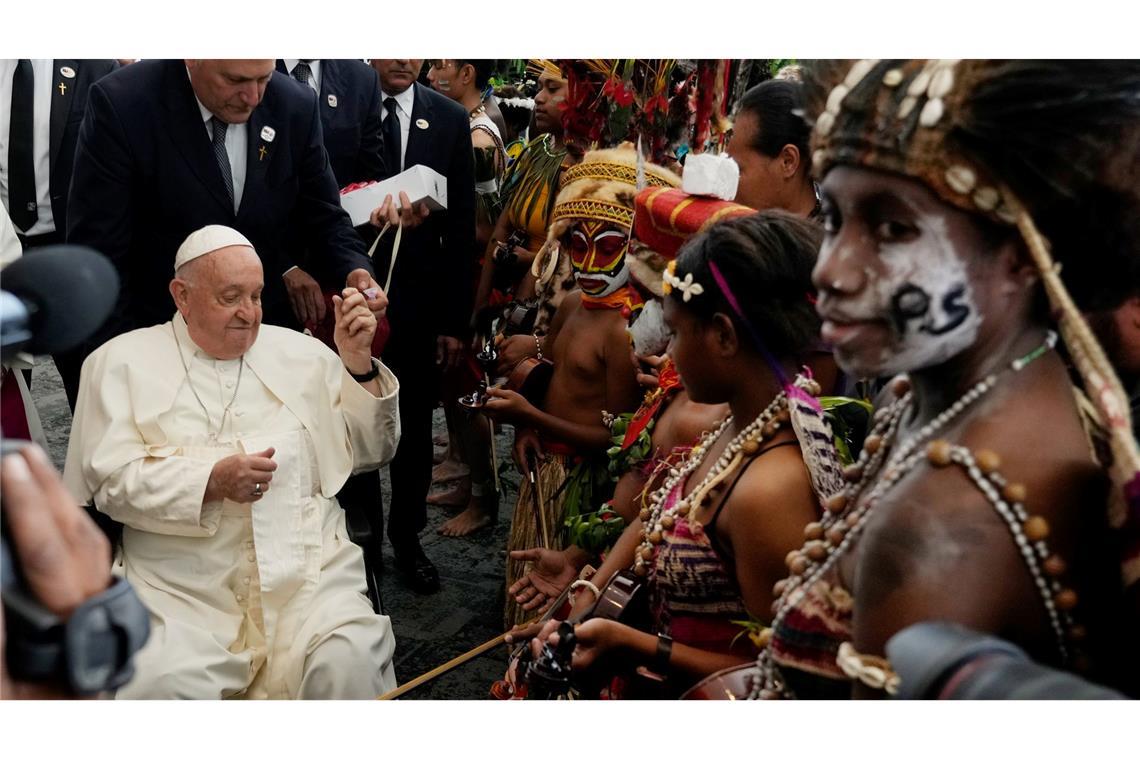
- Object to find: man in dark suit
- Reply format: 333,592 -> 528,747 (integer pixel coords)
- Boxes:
269,59 -> 388,329
2,59 -> 118,249
368,58 -> 476,593
66,59 -> 388,406
276,59 -> 387,188
275,58 -> 392,606
1,59 -> 117,398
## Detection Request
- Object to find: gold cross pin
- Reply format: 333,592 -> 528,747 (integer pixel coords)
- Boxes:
258,145 -> 268,161
57,81 -> 67,96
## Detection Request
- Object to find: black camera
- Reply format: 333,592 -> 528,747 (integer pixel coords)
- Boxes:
2,246 -> 150,696
886,621 -> 1125,699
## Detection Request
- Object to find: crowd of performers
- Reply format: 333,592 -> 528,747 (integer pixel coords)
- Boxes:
424,58 -> 1140,700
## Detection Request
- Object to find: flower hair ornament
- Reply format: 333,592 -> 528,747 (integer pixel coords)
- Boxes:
662,260 -> 704,301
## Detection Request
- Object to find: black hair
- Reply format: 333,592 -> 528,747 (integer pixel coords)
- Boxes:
736,79 -> 812,177
672,210 -> 822,361
455,59 -> 496,92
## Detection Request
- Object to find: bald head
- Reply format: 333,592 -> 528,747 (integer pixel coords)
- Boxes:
185,59 -> 275,124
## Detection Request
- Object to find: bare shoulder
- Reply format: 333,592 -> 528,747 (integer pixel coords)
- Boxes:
471,129 -> 496,149
724,438 -> 817,532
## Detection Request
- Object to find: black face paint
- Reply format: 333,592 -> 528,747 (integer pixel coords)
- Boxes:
923,284 -> 971,336
890,282 -> 972,337
890,284 -> 931,333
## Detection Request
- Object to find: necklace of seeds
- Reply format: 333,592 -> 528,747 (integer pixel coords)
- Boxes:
632,389 -> 791,577
749,330 -> 1064,699
172,323 -> 245,444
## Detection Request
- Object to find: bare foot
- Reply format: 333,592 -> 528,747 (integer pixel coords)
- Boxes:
427,480 -> 470,507
438,503 -> 495,537
432,460 -> 470,485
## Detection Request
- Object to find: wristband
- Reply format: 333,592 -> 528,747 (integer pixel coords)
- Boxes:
568,578 -> 600,604
349,359 -> 380,383
654,632 -> 673,673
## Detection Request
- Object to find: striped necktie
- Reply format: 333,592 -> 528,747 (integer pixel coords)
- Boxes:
210,116 -> 235,210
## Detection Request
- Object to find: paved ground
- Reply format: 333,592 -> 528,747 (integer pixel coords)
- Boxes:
29,358 -> 520,700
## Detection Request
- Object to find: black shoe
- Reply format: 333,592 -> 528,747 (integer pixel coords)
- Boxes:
392,539 -> 440,594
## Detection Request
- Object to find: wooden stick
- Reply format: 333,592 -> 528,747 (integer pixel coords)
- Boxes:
488,415 -> 501,493
377,632 -> 509,700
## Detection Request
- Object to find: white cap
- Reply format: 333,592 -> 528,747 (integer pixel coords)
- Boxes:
174,224 -> 255,272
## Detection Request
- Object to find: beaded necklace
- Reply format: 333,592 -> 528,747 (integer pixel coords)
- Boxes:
749,330 -> 1074,699
632,386 -> 795,577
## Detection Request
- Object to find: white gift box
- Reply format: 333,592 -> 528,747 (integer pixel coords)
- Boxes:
339,165 -> 448,226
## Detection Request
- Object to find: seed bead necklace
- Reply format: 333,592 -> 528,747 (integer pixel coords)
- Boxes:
632,382 -> 803,577
748,330 -> 1077,698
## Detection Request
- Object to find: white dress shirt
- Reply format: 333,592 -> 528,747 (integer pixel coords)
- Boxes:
283,59 -> 321,94
0,59 -> 57,236
379,85 -> 414,172
188,70 -> 247,214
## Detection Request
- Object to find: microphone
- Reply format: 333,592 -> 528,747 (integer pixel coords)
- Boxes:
0,246 -> 119,362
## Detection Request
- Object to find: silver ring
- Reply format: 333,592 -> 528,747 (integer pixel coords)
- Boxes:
253,482 -> 262,495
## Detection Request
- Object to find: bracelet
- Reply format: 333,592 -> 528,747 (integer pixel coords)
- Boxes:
348,359 -> 380,383
568,579 -> 600,603
533,333 -> 543,361
654,632 -> 673,673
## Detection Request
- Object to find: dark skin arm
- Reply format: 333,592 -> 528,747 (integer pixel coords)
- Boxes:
485,309 -> 640,452
532,448 -> 818,681
472,207 -> 513,324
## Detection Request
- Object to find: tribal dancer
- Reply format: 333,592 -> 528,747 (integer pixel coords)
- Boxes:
754,60 -> 1140,699
503,188 -> 756,617
483,147 -> 681,628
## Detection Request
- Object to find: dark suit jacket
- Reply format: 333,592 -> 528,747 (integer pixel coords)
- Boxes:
274,59 -> 387,188
66,59 -> 372,340
39,59 -> 118,234
377,82 -> 475,349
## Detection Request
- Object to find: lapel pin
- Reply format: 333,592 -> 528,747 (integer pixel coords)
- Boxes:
259,145 -> 268,162
327,94 -> 338,108
260,126 -> 276,143
60,66 -> 76,79
415,118 -> 429,130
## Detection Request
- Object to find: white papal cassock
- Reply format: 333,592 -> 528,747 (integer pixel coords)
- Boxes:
64,313 -> 401,699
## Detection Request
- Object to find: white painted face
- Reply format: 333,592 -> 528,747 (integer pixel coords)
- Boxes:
817,190 -> 984,378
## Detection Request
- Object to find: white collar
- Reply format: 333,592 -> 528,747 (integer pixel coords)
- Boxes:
186,66 -> 219,126
380,83 -> 415,117
172,311 -> 243,366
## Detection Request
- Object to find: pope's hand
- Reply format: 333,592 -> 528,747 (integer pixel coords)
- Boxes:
205,448 -> 277,504
345,269 -> 388,319
333,287 -> 377,373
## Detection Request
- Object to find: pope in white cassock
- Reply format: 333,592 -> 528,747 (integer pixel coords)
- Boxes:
64,225 -> 401,699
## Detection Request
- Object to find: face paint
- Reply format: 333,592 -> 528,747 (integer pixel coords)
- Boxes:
823,214 -> 982,377
565,220 -> 631,297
